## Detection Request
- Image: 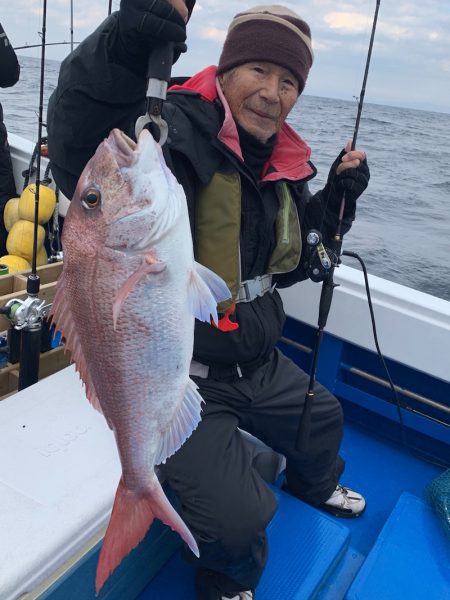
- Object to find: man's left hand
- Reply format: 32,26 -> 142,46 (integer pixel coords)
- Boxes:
330,141 -> 370,203
336,141 -> 366,175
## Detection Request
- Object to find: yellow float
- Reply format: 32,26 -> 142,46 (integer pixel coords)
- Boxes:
6,220 -> 45,263
3,197 -> 21,232
0,254 -> 31,274
18,184 -> 57,225
36,245 -> 48,267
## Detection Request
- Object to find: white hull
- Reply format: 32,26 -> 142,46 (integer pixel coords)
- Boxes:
280,265 -> 450,384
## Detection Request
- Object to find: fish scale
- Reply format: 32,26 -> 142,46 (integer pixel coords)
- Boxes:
50,128 -> 230,594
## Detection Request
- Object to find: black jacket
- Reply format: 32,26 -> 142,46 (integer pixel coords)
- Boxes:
47,14 -> 358,370
0,22 -> 20,90
0,22 -> 20,250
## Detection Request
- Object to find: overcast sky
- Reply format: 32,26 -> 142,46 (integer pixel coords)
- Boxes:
2,0 -> 450,114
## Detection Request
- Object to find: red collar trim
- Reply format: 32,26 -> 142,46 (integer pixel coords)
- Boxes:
169,66 -> 314,181
169,65 -> 218,101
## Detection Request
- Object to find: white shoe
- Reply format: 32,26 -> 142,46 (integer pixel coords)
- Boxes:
322,484 -> 366,518
222,592 -> 254,600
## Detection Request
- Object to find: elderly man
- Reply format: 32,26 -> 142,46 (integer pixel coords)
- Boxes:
48,2 -> 369,599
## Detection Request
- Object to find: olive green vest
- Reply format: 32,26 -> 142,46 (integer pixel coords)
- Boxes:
195,172 -> 302,311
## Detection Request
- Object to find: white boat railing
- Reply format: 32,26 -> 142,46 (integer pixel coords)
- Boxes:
280,266 -> 450,384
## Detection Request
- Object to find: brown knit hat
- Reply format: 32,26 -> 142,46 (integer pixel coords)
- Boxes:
217,5 -> 314,93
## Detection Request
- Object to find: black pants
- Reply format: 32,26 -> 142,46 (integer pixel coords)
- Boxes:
160,348 -> 344,598
0,118 -> 17,254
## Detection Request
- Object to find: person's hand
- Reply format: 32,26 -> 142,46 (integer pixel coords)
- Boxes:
329,141 -> 370,202
336,141 -> 366,176
119,0 -> 189,53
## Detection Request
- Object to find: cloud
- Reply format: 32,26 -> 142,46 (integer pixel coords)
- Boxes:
324,12 -> 369,33
199,27 -> 227,43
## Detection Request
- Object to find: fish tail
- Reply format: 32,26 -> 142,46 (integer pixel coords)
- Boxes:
95,476 -> 199,594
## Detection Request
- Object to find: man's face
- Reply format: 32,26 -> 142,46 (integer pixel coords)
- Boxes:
219,62 -> 299,142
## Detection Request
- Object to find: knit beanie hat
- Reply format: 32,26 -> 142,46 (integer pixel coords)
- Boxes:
217,5 -> 314,93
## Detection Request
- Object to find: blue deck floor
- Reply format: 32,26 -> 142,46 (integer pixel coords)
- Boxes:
137,419 -> 444,599
337,420 -> 442,556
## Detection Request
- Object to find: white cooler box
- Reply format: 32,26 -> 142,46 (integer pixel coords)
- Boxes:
0,366 -> 179,600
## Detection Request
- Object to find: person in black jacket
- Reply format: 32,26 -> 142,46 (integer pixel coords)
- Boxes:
0,22 -> 20,254
47,3 -> 370,599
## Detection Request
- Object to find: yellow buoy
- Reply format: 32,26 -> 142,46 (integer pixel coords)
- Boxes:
36,245 -> 48,267
18,184 -> 57,224
0,254 -> 31,274
6,220 -> 45,262
3,197 -> 20,232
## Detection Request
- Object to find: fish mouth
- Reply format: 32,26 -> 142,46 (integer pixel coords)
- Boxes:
105,129 -> 137,168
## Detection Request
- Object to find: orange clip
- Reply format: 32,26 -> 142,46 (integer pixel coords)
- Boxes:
212,303 -> 239,332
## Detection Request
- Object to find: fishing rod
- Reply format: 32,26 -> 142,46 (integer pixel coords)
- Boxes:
70,0 -> 74,52
13,41 -> 79,51
2,0 -> 51,390
296,0 -> 381,451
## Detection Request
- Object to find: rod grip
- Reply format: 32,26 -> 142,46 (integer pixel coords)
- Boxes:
296,391 -> 314,452
18,325 -> 42,391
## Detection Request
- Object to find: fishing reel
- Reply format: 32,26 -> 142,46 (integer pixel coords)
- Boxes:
2,296 -> 52,330
303,229 -> 340,283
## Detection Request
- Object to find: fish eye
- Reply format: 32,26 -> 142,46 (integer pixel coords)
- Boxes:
81,187 -> 101,210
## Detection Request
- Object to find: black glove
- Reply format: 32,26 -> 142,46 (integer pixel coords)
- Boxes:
119,0 -> 187,46
118,0 -> 192,72
328,148 -> 370,204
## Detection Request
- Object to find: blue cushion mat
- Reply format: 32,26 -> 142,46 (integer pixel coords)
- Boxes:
346,492 -> 450,600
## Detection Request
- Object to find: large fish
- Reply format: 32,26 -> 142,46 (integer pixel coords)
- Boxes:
50,128 -> 230,593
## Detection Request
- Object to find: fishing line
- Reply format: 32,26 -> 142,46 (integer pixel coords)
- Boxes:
316,0 -> 377,236
296,0 -> 381,452
70,0 -> 74,51
342,251 -> 448,470
14,4 -> 45,146
29,0 -> 47,283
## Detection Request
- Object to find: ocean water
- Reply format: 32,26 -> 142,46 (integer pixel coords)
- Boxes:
2,56 -> 450,301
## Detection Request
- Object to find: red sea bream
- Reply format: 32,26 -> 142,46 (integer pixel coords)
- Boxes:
50,128 -> 230,593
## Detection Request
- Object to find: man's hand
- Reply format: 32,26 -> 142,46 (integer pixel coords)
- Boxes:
336,141 -> 366,176
329,141 -> 370,203
119,0 -> 188,50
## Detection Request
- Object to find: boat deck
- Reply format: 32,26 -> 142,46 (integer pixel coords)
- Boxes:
136,419 -> 447,600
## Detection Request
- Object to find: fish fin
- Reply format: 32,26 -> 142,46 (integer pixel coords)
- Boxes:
113,256 -> 166,330
187,262 -> 231,324
95,476 -> 199,594
50,274 -> 104,415
154,378 -> 203,466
